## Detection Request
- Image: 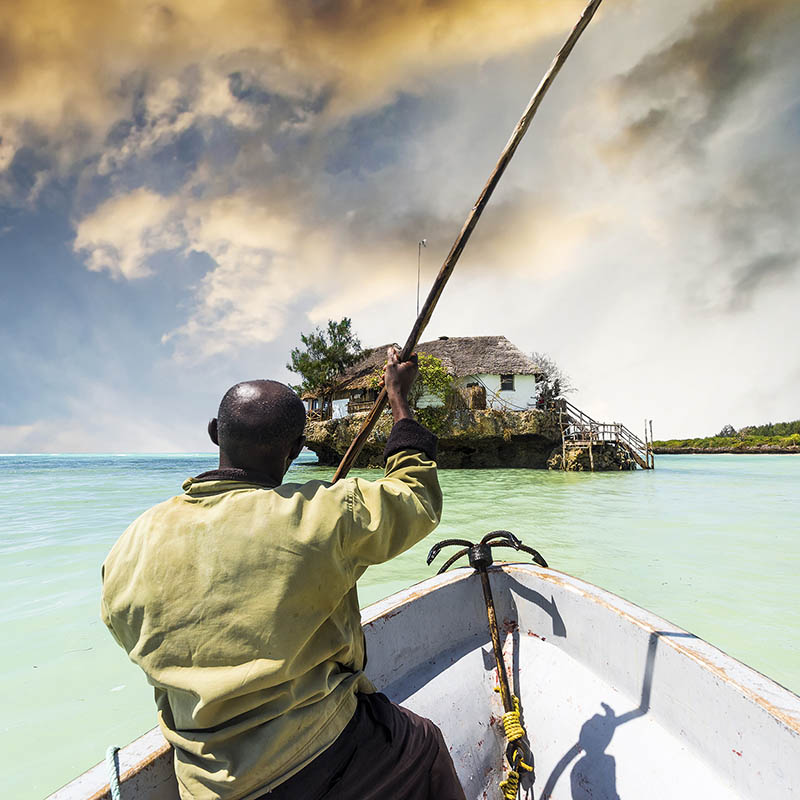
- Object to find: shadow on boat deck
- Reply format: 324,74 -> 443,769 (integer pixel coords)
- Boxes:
535,630 -> 699,800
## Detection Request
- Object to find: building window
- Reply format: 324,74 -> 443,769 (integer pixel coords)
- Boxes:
500,374 -> 515,391
312,399 -> 319,410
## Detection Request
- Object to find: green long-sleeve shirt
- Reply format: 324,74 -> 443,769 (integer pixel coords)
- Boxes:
101,425 -> 441,800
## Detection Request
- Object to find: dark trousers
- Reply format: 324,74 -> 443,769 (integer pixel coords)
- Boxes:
258,692 -> 467,800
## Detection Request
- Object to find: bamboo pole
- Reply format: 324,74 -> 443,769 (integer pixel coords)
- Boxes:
332,0 -> 605,482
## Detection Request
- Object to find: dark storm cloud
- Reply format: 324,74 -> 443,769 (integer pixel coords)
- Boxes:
7,147 -> 51,198
599,0 -> 800,313
703,155 -> 800,311
608,0 -> 800,157
0,0 -> 579,240
727,252 -> 798,311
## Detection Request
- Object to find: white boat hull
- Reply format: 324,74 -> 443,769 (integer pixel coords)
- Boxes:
49,564 -> 800,799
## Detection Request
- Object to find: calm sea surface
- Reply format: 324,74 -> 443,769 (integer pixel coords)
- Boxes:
2,452 -> 798,798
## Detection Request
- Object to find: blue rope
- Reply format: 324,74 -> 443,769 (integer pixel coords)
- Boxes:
105,745 -> 122,800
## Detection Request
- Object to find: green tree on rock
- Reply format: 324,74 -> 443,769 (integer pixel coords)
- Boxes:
287,318 -> 365,418
369,353 -> 457,433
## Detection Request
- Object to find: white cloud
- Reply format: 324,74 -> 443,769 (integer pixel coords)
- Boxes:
193,70 -> 261,131
0,419 -> 186,453
0,389 -> 195,453
163,193 -> 313,359
73,189 -> 182,279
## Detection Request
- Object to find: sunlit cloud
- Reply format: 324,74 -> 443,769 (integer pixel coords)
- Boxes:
0,0 -> 581,160
73,189 -> 183,280
164,193 -> 310,359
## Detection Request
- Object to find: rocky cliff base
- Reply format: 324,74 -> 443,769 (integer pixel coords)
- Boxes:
547,443 -> 637,471
305,409 -> 635,470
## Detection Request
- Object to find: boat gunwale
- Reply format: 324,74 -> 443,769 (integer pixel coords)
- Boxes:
361,562 -> 800,734
85,739 -> 172,800
48,562 -> 800,799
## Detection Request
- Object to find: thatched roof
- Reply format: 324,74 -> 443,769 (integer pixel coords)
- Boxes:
335,335 -> 542,392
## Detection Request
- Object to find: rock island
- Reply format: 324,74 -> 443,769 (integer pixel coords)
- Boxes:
302,336 -> 652,471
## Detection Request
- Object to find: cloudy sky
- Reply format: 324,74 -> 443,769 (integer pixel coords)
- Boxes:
1,0 -> 798,452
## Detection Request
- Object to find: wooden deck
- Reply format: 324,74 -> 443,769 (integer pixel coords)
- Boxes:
555,400 -> 654,470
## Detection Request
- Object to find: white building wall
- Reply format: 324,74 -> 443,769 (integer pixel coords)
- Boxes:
375,374 -> 541,413
332,398 -> 349,419
457,374 -> 540,410
416,392 -> 445,408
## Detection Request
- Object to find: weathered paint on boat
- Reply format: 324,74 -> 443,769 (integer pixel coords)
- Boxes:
48,564 -> 800,799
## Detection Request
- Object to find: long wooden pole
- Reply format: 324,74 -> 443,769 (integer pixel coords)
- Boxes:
333,0 -> 604,482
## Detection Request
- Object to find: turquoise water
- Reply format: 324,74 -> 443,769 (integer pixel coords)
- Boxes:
2,452 -> 798,798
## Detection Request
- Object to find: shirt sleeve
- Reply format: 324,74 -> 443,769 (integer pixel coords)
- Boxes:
345,421 -> 442,569
100,563 -> 126,649
382,417 -> 437,462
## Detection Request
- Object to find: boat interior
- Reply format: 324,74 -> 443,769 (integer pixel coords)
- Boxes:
50,563 -> 800,800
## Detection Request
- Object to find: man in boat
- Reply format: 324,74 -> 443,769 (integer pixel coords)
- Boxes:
101,347 -> 466,800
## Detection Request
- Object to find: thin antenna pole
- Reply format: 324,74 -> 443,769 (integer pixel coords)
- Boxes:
417,239 -> 427,317
333,0 -> 605,482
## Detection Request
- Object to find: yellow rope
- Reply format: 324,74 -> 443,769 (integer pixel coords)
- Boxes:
501,696 -> 526,741
494,690 -> 534,799
499,769 -> 521,799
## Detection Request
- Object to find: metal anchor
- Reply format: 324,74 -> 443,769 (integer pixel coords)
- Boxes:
427,531 -> 548,789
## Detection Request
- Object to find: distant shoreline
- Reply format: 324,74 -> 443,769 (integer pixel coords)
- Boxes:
651,422 -> 800,455
654,447 -> 800,455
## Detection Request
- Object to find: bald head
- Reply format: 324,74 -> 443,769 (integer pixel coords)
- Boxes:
209,380 -> 306,477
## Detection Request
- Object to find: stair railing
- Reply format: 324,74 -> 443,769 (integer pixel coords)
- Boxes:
549,399 -> 652,468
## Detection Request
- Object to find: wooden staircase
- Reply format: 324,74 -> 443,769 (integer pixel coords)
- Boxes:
555,400 -> 654,470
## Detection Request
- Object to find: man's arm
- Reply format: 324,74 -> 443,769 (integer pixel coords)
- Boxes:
343,348 -> 443,569
383,345 -> 415,424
